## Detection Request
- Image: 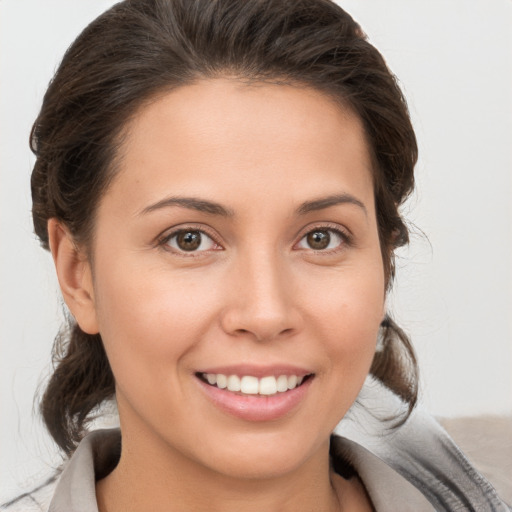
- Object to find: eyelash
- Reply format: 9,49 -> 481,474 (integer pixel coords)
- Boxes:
295,224 -> 353,254
157,225 -> 222,257
157,224 -> 352,256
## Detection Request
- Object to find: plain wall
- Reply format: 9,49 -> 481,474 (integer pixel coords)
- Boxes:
1,0 -> 511,500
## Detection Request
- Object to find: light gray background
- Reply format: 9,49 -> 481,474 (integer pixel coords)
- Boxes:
1,0 -> 511,500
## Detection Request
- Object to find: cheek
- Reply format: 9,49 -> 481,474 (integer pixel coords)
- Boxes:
91,259 -> 221,381
308,262 -> 385,371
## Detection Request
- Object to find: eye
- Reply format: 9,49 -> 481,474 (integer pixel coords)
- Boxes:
296,228 -> 347,251
164,229 -> 219,253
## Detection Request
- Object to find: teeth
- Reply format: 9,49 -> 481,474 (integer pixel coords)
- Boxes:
240,376 -> 259,394
203,373 -> 307,395
287,375 -> 298,390
227,375 -> 241,392
276,375 -> 288,392
259,376 -> 277,395
216,374 -> 227,389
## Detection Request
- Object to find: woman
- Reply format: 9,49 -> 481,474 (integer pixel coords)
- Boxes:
2,0 -> 510,510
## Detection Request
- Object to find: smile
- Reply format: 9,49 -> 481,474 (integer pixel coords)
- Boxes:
199,373 -> 310,396
196,367 -> 315,421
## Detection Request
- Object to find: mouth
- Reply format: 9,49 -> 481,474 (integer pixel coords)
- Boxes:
196,372 -> 314,396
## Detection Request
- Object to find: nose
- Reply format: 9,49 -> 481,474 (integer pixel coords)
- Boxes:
219,250 -> 302,342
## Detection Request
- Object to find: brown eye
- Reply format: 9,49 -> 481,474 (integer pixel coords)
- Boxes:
165,230 -> 217,253
306,230 -> 330,250
176,231 -> 202,251
296,228 -> 346,252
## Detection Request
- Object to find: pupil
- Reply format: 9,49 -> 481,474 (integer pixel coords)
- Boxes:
307,230 -> 330,250
177,231 -> 201,251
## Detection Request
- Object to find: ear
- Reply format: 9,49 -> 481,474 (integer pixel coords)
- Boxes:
48,218 -> 99,334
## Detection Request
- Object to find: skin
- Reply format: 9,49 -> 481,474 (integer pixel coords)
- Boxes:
49,79 -> 384,511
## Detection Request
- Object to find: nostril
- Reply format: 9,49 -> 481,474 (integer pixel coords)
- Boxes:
231,326 -> 295,343
220,299 -> 301,342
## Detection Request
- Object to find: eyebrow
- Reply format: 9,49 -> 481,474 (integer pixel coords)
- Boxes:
296,193 -> 367,216
140,193 -> 367,217
140,196 -> 234,217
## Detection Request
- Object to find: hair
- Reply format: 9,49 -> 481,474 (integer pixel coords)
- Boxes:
31,0 -> 418,455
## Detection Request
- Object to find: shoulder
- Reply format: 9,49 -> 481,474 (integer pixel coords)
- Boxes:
1,474 -> 59,512
1,429 -> 120,512
335,378 -> 512,511
1,429 -> 119,512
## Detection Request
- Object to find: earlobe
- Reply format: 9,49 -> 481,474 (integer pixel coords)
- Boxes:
47,218 -> 99,334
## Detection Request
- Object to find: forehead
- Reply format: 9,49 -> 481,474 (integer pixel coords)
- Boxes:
105,79 -> 374,215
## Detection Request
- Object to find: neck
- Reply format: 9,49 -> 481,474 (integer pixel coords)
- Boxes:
96,427 -> 345,512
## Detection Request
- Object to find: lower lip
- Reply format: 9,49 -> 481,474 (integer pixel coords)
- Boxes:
197,376 -> 313,422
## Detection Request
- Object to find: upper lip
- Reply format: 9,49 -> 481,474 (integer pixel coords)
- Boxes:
196,364 -> 313,378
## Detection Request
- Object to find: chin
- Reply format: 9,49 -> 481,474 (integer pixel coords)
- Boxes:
195,429 -> 329,481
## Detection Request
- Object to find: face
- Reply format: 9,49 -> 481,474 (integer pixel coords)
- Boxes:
83,79 -> 385,479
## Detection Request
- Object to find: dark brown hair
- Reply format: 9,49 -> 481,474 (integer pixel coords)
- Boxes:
31,0 -> 418,455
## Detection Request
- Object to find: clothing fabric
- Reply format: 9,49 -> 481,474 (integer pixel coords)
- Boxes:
3,381 -> 511,511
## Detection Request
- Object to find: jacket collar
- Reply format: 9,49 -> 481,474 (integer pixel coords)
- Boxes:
49,427 -> 435,512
